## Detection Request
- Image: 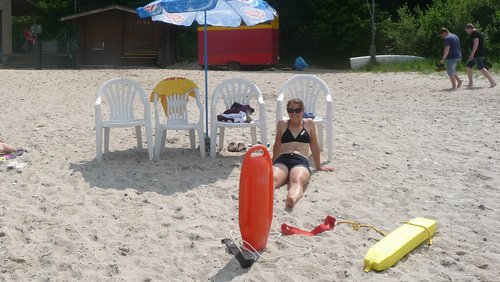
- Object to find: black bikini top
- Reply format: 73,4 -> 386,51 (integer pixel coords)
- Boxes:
281,120 -> 311,144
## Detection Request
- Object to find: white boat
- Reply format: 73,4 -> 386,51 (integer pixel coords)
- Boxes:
350,55 -> 425,69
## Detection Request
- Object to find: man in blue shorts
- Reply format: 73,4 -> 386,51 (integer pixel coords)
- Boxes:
464,23 -> 497,88
439,28 -> 463,90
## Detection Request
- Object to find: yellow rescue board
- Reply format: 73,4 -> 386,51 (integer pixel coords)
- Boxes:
364,217 -> 437,272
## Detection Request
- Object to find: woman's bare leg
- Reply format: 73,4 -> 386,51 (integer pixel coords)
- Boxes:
286,167 -> 311,208
273,164 -> 289,189
0,143 -> 16,154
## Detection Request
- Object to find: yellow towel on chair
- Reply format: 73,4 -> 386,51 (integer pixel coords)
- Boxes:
149,77 -> 198,114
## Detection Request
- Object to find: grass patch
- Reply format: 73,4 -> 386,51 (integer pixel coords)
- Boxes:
355,59 -> 439,74
352,58 -> 497,74
488,61 -> 497,71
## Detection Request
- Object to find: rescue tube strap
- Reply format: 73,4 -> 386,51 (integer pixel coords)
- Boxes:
404,221 -> 434,245
281,215 -> 336,236
337,220 -> 387,237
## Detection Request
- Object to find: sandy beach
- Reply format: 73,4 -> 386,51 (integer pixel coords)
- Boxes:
0,66 -> 498,281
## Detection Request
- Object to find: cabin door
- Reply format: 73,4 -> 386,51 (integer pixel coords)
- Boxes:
84,17 -> 120,65
85,20 -> 108,65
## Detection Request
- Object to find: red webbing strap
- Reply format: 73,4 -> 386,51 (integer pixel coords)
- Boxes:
281,216 -> 336,236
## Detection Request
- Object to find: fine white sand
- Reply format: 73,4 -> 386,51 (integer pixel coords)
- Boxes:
0,66 -> 498,281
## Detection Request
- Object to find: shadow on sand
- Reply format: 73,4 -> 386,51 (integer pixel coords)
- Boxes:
69,147 -> 243,196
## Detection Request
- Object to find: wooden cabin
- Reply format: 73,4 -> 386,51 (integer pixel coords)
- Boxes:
61,5 -> 179,67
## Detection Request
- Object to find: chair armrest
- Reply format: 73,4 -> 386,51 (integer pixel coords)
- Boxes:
325,92 -> 333,103
153,93 -> 161,125
325,91 -> 333,124
210,100 -> 219,128
325,91 -> 333,159
257,95 -> 265,105
325,99 -> 333,124
276,92 -> 284,125
95,94 -> 102,124
95,94 -> 102,106
196,95 -> 204,125
258,102 -> 267,145
276,92 -> 285,103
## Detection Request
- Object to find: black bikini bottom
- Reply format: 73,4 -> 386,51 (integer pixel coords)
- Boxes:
273,153 -> 311,173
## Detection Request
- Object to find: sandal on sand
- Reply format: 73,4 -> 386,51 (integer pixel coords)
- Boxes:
227,142 -> 238,152
237,143 -> 246,152
3,149 -> 27,160
7,161 -> 26,170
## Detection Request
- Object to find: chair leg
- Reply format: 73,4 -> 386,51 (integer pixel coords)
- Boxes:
154,128 -> 163,160
218,127 -> 225,152
161,130 -> 167,154
317,123 -> 324,152
260,125 -> 267,148
326,123 -> 333,161
104,127 -> 110,153
96,126 -> 103,162
135,126 -> 143,150
210,126 -> 218,158
250,126 -> 257,145
197,128 -> 205,158
144,123 -> 154,161
189,129 -> 196,150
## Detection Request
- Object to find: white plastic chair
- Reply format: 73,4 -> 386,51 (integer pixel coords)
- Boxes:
210,78 -> 267,158
152,79 -> 205,158
95,77 -> 154,162
276,74 -> 333,160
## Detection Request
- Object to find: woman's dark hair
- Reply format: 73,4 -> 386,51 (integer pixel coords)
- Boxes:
287,98 -> 304,110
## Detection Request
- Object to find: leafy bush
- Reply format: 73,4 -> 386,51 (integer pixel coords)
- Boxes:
275,0 -> 374,65
380,0 -> 500,60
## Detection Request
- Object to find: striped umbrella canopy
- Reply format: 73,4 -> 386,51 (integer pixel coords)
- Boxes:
137,0 -> 277,137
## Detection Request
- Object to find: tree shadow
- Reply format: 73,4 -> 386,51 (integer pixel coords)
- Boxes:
69,147 -> 243,196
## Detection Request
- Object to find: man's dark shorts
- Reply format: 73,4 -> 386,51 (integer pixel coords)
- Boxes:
466,57 -> 486,70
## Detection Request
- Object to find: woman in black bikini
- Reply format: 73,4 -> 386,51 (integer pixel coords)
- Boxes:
272,98 -> 334,208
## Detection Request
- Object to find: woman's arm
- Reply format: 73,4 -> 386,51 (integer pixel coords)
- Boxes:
308,121 -> 322,169
272,120 -> 283,162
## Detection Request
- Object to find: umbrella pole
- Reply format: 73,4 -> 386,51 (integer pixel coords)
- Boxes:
203,10 -> 211,153
204,11 -> 209,138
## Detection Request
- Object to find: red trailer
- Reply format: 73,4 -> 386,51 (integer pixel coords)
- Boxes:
197,18 -> 279,70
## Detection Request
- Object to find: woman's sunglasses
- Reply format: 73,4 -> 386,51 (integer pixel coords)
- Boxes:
287,107 -> 302,114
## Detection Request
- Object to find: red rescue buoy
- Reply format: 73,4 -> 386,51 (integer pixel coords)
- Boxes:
239,144 -> 274,251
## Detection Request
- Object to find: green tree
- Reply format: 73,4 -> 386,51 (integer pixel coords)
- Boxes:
271,0 -> 378,67
380,0 -> 500,59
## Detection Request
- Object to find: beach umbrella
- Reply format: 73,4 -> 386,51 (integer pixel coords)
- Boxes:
136,0 -> 277,138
